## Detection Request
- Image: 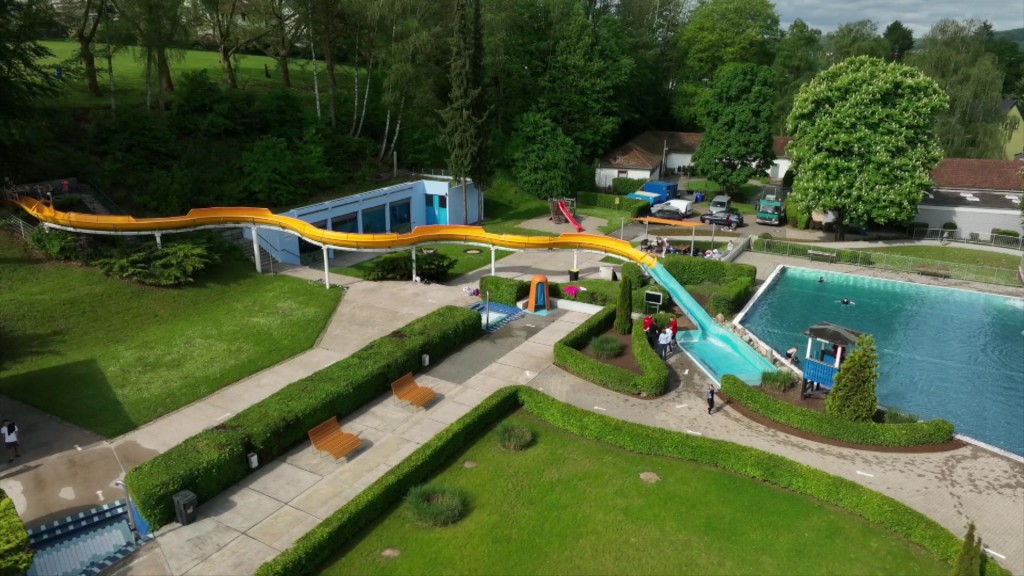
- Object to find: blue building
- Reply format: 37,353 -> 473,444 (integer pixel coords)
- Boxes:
246,179 -> 482,264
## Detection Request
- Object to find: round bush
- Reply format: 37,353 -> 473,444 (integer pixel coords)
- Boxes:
590,335 -> 624,359
406,484 -> 469,527
496,422 -> 534,451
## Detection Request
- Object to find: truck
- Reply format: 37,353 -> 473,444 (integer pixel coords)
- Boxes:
755,185 -> 787,226
625,181 -> 678,205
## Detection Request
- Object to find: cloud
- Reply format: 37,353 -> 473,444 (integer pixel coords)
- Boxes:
775,0 -> 1020,35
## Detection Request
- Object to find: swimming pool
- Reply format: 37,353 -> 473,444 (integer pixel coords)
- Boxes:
739,266 -> 1024,456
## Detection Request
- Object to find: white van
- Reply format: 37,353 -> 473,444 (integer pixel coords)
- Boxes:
709,195 -> 732,214
651,199 -> 693,216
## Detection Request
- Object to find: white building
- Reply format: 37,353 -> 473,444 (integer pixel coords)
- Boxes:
918,158 -> 1023,234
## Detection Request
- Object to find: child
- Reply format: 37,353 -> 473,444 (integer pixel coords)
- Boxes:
1,420 -> 19,463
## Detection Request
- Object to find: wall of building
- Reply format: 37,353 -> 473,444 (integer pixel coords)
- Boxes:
595,167 -> 657,188
915,205 -> 1023,234
770,158 -> 791,181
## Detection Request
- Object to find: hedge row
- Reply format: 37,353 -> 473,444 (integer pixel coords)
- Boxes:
552,305 -> 669,396
258,387 -> 985,576
0,489 -> 33,575
608,177 -> 647,196
720,376 -> 955,447
126,306 -> 482,528
577,191 -> 651,218
662,253 -> 757,285
708,275 -> 755,316
255,387 -> 523,576
478,275 -> 670,314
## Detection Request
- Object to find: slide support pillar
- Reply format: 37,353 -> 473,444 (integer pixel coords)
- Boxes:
322,246 -> 330,289
412,247 -> 417,281
573,249 -> 578,270
154,232 -> 162,249
490,246 -> 496,276
251,225 -> 262,274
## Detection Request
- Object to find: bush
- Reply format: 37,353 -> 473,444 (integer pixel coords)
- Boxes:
95,242 -> 220,286
826,335 -> 880,422
651,312 -> 676,330
406,485 -> 469,527
577,191 -> 650,218
0,489 -> 33,575
709,276 -> 754,316
589,335 -> 624,359
883,407 -> 920,424
761,370 -> 798,392
29,228 -> 82,260
720,376 -> 954,446
554,306 -> 669,396
609,178 -> 646,196
620,262 -> 646,288
952,522 -> 985,576
662,254 -> 756,285
991,228 -> 1020,238
941,222 -> 958,231
257,387 -> 991,576
127,306 -> 482,528
365,250 -> 455,282
479,276 -> 531,306
614,276 -> 633,334
495,422 -> 534,451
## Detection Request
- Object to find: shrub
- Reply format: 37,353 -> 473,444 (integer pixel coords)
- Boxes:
589,335 -> 624,359
577,191 -> 650,218
365,250 -> 455,282
479,276 -> 531,306
651,312 -> 676,330
95,242 -> 220,286
610,177 -> 646,196
826,335 -> 880,422
883,407 -> 920,424
941,222 -> 958,231
406,485 -> 469,527
614,276 -> 633,334
620,262 -> 646,288
991,228 -> 1020,238
662,254 -> 756,285
554,306 -> 668,396
709,276 -> 754,316
29,228 -> 81,260
257,387 -> 987,576
127,306 -> 482,528
721,376 -> 954,446
952,522 -> 984,576
0,489 -> 33,575
761,370 -> 798,392
758,232 -> 773,239
797,211 -> 811,229
495,422 -> 534,451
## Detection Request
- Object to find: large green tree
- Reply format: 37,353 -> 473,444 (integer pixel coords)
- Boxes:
440,0 -> 486,224
981,22 -> 1024,99
673,0 -> 780,127
909,19 -> 1004,158
509,112 -> 579,199
825,334 -> 880,422
826,20 -> 888,64
52,0 -> 109,96
692,63 -> 775,192
883,20 -> 914,62
787,57 -> 947,240
771,19 -> 823,134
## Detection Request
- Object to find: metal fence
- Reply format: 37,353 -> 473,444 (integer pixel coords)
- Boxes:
749,238 -> 1021,287
0,213 -> 37,240
912,227 -> 1024,251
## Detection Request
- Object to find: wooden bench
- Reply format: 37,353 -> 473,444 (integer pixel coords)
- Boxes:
392,373 -> 437,409
807,250 -> 837,263
308,417 -> 362,460
914,264 -> 951,278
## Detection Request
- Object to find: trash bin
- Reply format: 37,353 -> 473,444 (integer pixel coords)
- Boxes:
695,192 -> 704,203
173,490 -> 198,526
568,269 -> 580,281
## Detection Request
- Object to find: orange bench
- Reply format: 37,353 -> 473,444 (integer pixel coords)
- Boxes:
308,416 -> 362,460
391,373 -> 437,409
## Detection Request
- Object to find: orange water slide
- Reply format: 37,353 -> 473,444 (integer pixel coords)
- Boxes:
8,195 -> 659,267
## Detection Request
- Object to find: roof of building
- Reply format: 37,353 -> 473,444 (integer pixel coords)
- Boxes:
803,321 -> 864,347
1000,99 -> 1022,116
599,131 -> 792,169
931,158 -> 1023,192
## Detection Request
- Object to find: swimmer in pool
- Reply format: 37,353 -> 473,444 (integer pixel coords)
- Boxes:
818,276 -> 826,283
839,297 -> 854,305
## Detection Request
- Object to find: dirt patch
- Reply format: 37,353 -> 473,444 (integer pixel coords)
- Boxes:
760,384 -> 827,412
639,471 -> 661,483
579,327 -> 643,375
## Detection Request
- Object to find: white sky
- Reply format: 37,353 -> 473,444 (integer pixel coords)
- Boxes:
775,0 -> 1023,35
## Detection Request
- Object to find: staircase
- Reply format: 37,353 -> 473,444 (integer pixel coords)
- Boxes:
470,301 -> 525,333
26,500 -> 151,576
221,229 -> 277,273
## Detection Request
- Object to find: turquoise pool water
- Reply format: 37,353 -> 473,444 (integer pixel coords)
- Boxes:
740,267 -> 1024,456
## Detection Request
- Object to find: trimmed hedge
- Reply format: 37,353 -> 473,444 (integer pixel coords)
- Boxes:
478,275 -> 668,314
258,387 -> 990,576
620,262 -> 645,288
126,306 -> 482,528
553,305 -> 669,396
663,254 -> 757,285
0,489 -> 33,575
992,228 -> 1020,238
720,376 -> 955,447
577,191 -> 650,218
709,275 -> 755,316
608,177 -> 646,196
479,276 -> 531,306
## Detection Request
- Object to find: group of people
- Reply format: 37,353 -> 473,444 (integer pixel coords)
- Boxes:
643,315 -> 678,360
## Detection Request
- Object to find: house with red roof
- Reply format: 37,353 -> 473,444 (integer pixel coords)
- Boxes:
918,158 -> 1023,234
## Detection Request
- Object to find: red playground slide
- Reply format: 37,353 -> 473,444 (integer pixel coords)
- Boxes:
557,200 -> 585,232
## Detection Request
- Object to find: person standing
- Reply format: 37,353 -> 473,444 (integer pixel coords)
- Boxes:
669,317 -> 678,344
706,385 -> 716,415
658,328 -> 672,360
1,420 -> 20,463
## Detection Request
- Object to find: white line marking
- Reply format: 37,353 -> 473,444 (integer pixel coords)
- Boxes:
96,491 -> 104,500
74,445 -> 82,451
526,324 -> 536,328
684,369 -> 689,375
685,430 -> 702,436
594,406 -> 607,411
675,404 -> 688,408
984,548 -> 1006,560
216,413 -> 232,422
855,470 -> 874,477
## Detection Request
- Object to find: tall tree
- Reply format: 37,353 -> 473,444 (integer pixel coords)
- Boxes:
692,63 -> 775,192
771,19 -> 823,134
826,20 -> 888,64
0,0 -> 60,177
114,0 -> 190,110
909,19 -> 1004,158
193,0 -> 270,88
53,0 -> 108,96
825,334 -> 880,422
673,0 -> 780,127
440,0 -> 485,224
883,20 -> 914,62
253,0 -> 301,88
787,56 -> 947,240
980,22 -> 1024,99
509,112 -> 579,199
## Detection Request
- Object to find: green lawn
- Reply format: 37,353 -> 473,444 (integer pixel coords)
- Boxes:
321,412 -> 947,576
480,173 -> 557,237
41,40 -> 339,107
0,233 -> 341,437
861,245 -> 1021,269
683,178 -> 762,202
332,244 -> 513,281
576,205 -> 633,235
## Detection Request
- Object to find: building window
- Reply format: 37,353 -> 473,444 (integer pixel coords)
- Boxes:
617,170 -> 627,178
389,200 -> 412,233
330,213 -> 358,232
436,195 -> 447,209
362,206 -> 386,233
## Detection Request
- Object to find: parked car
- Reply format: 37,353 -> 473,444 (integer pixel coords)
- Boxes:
651,207 -> 686,220
652,199 -> 693,216
700,208 -> 744,230
709,194 -> 732,214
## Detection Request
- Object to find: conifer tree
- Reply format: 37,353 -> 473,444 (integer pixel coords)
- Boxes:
825,334 -> 879,422
615,276 -> 633,334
